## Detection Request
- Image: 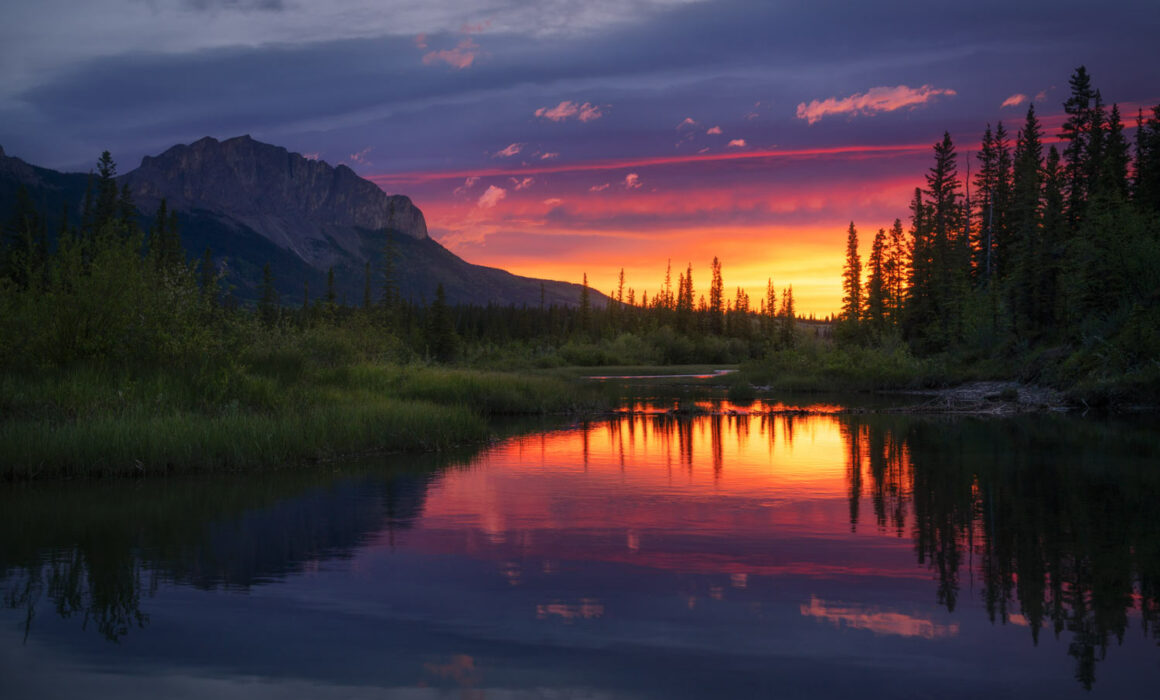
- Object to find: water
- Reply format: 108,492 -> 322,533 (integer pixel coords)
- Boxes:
2,402 -> 1158,698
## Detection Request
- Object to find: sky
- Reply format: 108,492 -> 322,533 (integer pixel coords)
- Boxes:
2,0 -> 1158,315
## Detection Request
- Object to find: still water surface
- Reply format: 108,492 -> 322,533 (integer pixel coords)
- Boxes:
2,400 -> 1159,698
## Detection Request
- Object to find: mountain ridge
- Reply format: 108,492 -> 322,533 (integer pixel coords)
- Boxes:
0,138 -> 596,308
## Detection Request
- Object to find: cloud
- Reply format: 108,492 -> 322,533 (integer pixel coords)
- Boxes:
727,139 -> 746,148
301,151 -> 320,160
422,38 -> 479,69
453,176 -> 480,195
677,117 -> 698,129
589,182 -> 611,192
539,152 -> 559,160
706,125 -> 722,135
413,33 -> 428,50
1035,89 -> 1050,102
477,185 -> 506,208
543,197 -> 563,208
697,146 -> 710,154
624,172 -> 641,189
1000,93 -> 1028,109
535,100 -> 603,122
795,84 -> 956,125
493,142 -> 522,158
510,176 -> 534,190
348,146 -> 373,164
744,111 -> 759,120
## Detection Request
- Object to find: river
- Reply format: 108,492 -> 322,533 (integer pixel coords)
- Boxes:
2,396 -> 1158,698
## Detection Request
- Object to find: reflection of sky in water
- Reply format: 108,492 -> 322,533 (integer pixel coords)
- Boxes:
2,411 -> 1158,698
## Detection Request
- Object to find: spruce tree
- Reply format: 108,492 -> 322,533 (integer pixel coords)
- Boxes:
1009,105 -> 1044,334
865,227 -> 888,331
259,263 -> 278,326
841,221 -> 862,322
709,256 -> 724,334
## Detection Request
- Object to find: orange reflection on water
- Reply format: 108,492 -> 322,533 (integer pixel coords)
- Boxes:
400,411 -> 921,582
800,595 -> 959,639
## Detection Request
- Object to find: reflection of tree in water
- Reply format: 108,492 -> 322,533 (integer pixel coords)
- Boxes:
842,415 -> 1160,690
0,451 -> 473,642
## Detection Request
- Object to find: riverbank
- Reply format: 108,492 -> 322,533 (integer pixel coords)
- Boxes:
0,364 -> 606,480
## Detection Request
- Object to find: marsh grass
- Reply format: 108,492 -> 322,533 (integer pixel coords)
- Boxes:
0,358 -> 604,480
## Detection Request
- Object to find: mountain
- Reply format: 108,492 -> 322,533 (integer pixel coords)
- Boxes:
0,138 -> 595,307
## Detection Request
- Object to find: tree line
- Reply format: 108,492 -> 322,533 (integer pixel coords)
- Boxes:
838,67 -> 1160,385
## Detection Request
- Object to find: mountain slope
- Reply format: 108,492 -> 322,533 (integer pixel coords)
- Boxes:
0,138 -> 595,307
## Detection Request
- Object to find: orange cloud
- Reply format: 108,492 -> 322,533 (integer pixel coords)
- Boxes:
796,85 -> 956,125
624,173 -> 642,189
422,38 -> 479,69
1001,93 -> 1028,109
727,139 -> 747,148
477,185 -> 506,208
535,100 -> 603,122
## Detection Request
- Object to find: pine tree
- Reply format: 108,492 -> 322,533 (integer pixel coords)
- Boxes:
200,246 -> 217,307
1098,103 -> 1130,200
363,262 -> 372,309
884,218 -> 908,324
1061,66 -> 1096,228
426,283 -> 458,361
1039,146 -> 1065,328
326,266 -> 337,306
865,227 -> 888,331
259,263 -> 278,326
924,132 -> 967,347
709,256 -> 724,334
1009,105 -> 1044,334
841,221 -> 862,322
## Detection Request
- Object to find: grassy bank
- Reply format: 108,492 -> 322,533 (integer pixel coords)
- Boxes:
0,357 -> 605,480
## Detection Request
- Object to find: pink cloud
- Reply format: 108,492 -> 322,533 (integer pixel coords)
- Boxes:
540,152 -> 559,160
624,173 -> 642,189
510,176 -> 534,190
677,117 -> 698,130
589,183 -> 611,192
494,142 -> 523,158
727,139 -> 747,148
413,34 -> 428,50
706,125 -> 723,135
302,152 -> 320,161
1035,89 -> 1050,102
535,100 -> 603,122
543,198 -> 563,208
348,146 -> 373,164
744,111 -> 759,120
697,146 -> 710,154
1000,93 -> 1028,109
453,176 -> 480,195
423,38 -> 479,70
795,84 -> 956,125
477,185 -> 506,208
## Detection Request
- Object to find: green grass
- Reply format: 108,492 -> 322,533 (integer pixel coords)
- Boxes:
0,360 -> 606,480
740,337 -> 947,392
1,399 -> 487,480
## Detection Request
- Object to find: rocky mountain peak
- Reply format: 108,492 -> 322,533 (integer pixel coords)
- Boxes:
121,135 -> 427,269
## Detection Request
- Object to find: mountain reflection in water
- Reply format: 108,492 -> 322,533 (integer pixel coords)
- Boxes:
2,407 -> 1158,697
